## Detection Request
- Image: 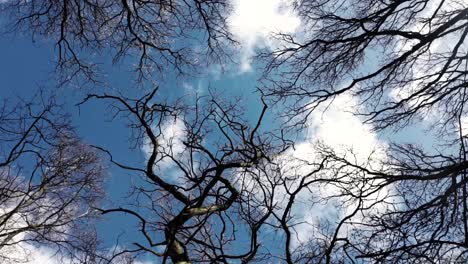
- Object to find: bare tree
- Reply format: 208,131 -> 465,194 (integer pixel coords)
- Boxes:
284,141 -> 468,263
5,0 -> 468,263
0,92 -> 105,263
263,0 -> 468,131
77,88 -> 299,263
256,0 -> 468,263
0,0 -> 235,84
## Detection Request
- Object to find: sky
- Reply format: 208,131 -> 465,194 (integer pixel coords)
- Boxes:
0,0 -> 442,263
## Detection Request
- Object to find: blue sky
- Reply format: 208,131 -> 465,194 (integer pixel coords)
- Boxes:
0,4 -> 271,260
0,0 -> 445,263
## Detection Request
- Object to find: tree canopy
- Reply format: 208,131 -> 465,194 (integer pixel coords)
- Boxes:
1,0 -> 468,263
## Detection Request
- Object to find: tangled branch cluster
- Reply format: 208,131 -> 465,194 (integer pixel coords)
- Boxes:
2,0 -> 468,263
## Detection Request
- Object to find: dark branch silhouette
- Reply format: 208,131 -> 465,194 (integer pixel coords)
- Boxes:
0,92 -> 105,263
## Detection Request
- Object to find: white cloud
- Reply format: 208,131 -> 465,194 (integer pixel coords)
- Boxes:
263,94 -> 389,249
141,117 -> 187,182
182,81 -> 205,96
0,198 -> 88,264
228,0 -> 300,72
0,196 -> 73,264
142,117 -> 185,163
5,245 -> 74,264
388,2 -> 467,125
1,236 -> 157,264
307,94 -> 385,159
159,118 -> 186,158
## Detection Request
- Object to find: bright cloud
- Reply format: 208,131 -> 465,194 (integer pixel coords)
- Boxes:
228,0 -> 300,72
159,117 -> 186,158
238,93 -> 389,251
2,244 -> 156,264
275,94 -> 388,247
307,94 -> 385,159
141,117 -> 187,182
5,245 -> 76,264
388,2 -> 467,125
0,194 -> 72,264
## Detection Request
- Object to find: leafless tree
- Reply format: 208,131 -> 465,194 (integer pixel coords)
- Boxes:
0,92 -> 105,263
0,0 -> 235,84
285,141 -> 468,263
5,0 -> 468,263
263,0 -> 468,132
257,0 -> 468,263
78,88 -> 302,263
